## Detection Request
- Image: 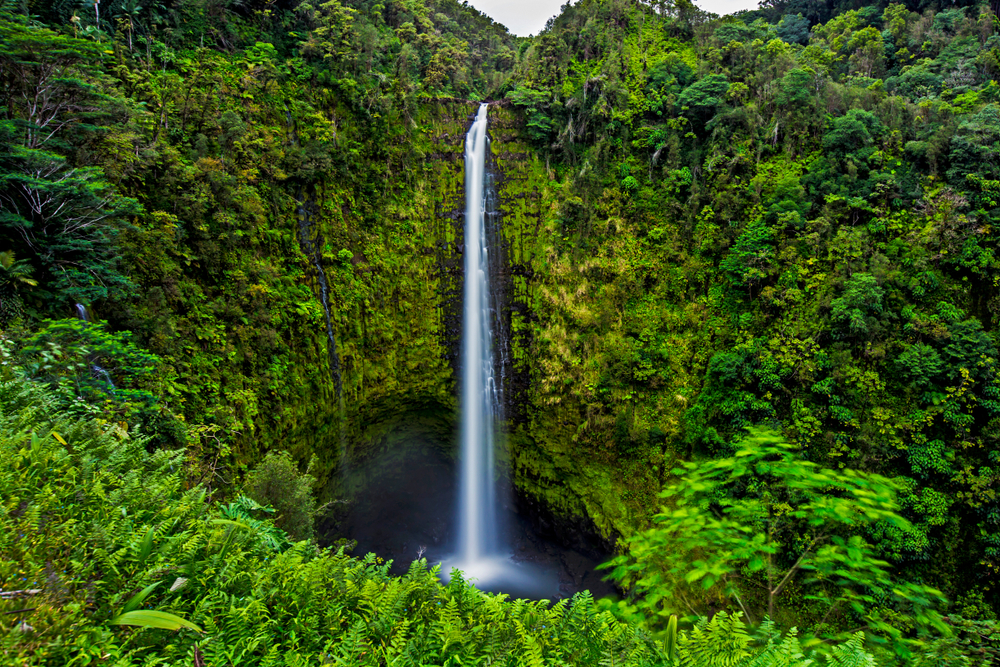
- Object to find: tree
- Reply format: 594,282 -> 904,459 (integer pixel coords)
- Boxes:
720,218 -> 775,297
605,428 -> 947,652
823,110 -> 882,164
829,273 -> 885,338
678,74 -> 729,130
246,450 -> 319,541
777,14 -> 810,45
947,105 -> 1000,193
776,68 -> 814,107
0,120 -> 140,304
0,13 -> 139,306
0,11 -> 105,152
847,26 -> 885,78
296,0 -> 360,65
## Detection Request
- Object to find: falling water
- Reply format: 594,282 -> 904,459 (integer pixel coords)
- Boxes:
73,304 -> 115,393
445,105 -> 558,596
92,365 -> 116,392
458,103 -> 500,564
285,104 -> 348,472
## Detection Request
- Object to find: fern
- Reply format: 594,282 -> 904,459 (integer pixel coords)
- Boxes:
680,612 -> 755,667
825,633 -> 876,667
0,378 -> 891,666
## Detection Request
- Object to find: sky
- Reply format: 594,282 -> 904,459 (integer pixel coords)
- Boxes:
466,0 -> 760,37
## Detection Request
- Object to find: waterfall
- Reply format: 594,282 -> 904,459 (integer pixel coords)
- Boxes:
285,106 -> 349,475
458,103 -> 501,564
92,365 -> 116,392
285,106 -> 343,400
295,198 -> 344,399
441,104 -> 556,597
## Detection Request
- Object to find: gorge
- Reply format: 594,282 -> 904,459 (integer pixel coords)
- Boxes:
330,102 -> 612,600
3,0 -> 1000,662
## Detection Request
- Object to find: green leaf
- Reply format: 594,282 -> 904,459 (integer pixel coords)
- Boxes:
109,610 -> 202,633
122,581 -> 160,614
665,614 -> 678,662
138,527 -> 154,565
685,568 -> 706,583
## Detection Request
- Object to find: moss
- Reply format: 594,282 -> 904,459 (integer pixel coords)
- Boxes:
271,100 -> 660,551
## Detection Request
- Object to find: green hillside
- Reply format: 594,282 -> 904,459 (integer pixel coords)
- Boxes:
3,0 -> 1000,662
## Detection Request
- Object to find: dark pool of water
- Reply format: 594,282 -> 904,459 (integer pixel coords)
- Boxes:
319,436 -> 618,601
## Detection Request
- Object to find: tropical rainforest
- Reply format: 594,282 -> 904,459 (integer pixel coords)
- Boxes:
3,0 -> 1000,661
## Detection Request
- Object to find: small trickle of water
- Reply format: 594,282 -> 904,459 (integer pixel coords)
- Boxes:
75,304 -> 89,321
92,364 -> 116,392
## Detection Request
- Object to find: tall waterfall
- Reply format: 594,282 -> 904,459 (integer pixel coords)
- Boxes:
458,103 -> 501,563
444,104 -> 555,597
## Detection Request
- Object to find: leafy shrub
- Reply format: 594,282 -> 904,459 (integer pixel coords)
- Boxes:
720,219 -> 776,294
894,343 -> 944,390
907,439 -> 953,478
13,318 -> 168,424
672,614 -> 876,666
246,450 -> 318,541
830,273 -> 885,338
604,427 -> 947,653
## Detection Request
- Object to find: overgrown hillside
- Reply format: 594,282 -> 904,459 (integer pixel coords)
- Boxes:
501,0 -> 1000,625
0,0 -> 518,478
4,0 -> 1000,661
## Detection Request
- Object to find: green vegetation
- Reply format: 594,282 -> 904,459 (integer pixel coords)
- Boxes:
2,377 -> 887,665
3,0 -> 1000,661
505,0 -> 1000,624
246,449 -> 319,541
605,428 -> 947,653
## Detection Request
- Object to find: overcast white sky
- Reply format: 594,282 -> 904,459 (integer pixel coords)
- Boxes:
467,0 -> 759,37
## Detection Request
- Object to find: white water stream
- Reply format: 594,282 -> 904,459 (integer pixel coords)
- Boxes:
458,103 -> 500,564
331,104 -> 587,598
444,104 -> 556,595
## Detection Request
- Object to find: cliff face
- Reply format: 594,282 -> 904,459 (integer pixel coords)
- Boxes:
488,105 -> 671,544
297,100 -> 652,548
285,100 -> 474,490
489,104 -> 632,549
103,70 -> 649,545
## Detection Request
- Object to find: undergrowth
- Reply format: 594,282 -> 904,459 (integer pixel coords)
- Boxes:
0,376 -> 882,665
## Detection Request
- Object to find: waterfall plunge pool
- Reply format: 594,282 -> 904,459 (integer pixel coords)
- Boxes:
318,430 -> 617,602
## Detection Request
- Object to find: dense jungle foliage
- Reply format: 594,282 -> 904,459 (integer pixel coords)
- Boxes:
4,0 -> 1000,661
505,0 -> 1000,636
1,376 -> 899,665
